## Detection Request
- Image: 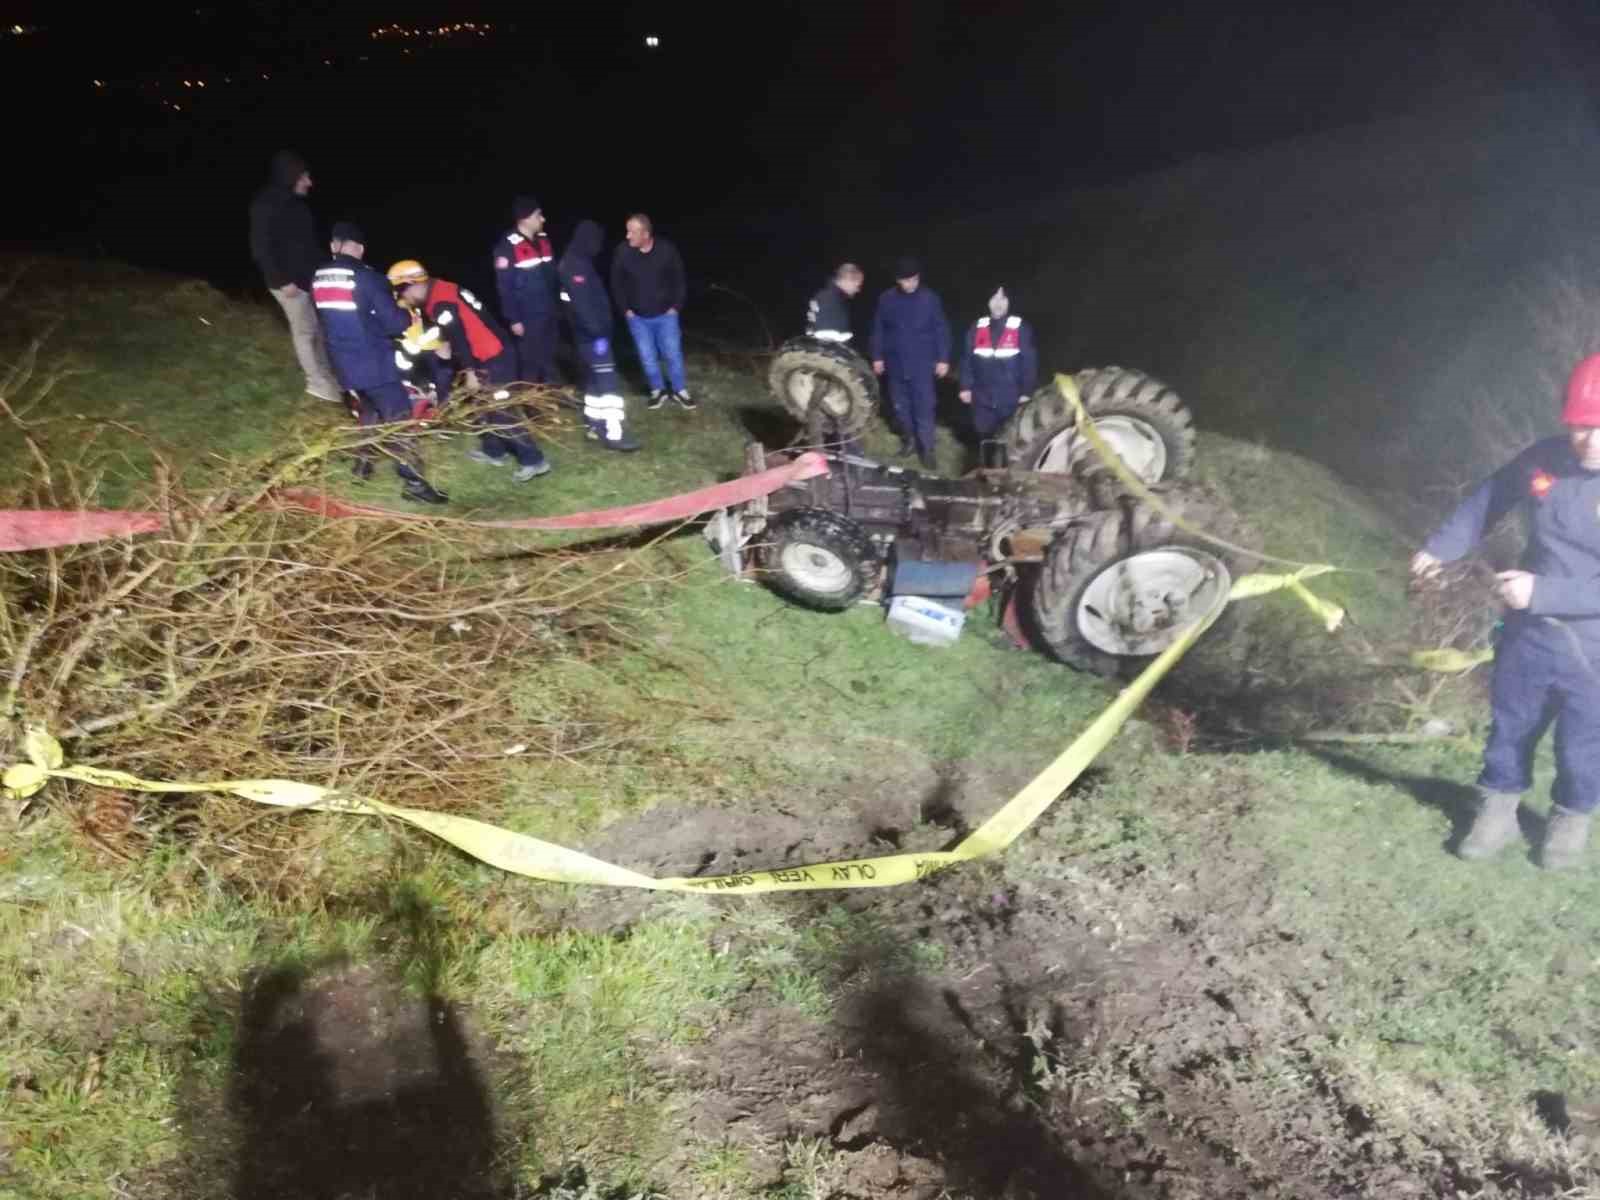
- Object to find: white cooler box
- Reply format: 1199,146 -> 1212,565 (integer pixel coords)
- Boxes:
886,595 -> 967,648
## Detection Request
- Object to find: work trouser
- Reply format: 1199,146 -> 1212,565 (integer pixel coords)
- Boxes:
354,382 -> 426,483
1480,623 -> 1600,813
625,311 -> 686,394
474,354 -> 547,468
887,371 -> 938,455
514,312 -> 561,385
578,334 -> 626,440
970,390 -> 1021,439
270,285 -> 341,396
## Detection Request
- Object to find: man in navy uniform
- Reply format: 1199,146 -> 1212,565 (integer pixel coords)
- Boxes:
492,196 -> 561,385
806,262 -> 864,345
560,219 -> 640,451
1412,354 -> 1600,868
870,256 -> 951,469
311,223 -> 447,504
958,286 -> 1038,439
388,260 -> 550,483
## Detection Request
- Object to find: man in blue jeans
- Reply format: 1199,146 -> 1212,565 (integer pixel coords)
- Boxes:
610,213 -> 694,411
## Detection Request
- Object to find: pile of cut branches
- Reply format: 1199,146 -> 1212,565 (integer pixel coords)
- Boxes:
1,383 -> 682,886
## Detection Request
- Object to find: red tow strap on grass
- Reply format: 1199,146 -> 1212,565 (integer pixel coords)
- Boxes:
0,510 -> 167,552
0,452 -> 830,551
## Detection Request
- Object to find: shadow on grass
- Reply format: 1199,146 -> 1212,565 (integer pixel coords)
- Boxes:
224,959 -> 509,1200
1298,746 -> 1534,854
836,966 -> 1121,1199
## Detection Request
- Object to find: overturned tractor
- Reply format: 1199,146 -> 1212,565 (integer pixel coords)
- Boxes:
711,447 -> 1250,677
731,338 -> 1243,675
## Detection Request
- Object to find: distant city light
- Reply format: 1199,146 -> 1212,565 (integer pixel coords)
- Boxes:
645,34 -> 660,48
370,21 -> 492,41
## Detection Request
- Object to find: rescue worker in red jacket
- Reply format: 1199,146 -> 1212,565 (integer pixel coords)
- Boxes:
958,287 -> 1039,438
492,195 -> 561,384
388,260 -> 551,482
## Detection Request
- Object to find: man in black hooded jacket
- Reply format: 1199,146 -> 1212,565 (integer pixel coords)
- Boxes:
559,220 -> 639,451
248,150 -> 343,404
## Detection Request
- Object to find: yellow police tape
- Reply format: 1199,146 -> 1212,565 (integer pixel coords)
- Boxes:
1408,647 -> 1494,673
2,565 -> 1339,894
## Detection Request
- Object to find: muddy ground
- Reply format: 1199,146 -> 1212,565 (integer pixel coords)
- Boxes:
131,740 -> 1568,1200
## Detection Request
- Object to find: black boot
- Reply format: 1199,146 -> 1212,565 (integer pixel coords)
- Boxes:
401,478 -> 450,505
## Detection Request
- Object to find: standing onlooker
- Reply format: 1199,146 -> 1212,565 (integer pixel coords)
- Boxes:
561,220 -> 640,451
610,214 -> 693,411
958,286 -> 1038,439
806,262 -> 864,345
1411,354 -> 1600,869
248,150 -> 343,404
491,196 -> 561,385
870,256 -> 951,469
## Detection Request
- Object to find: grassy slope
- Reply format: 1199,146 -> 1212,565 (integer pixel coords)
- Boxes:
2,259 -> 1596,1198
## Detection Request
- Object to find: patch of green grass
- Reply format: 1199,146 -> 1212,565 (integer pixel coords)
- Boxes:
470,898 -> 747,1184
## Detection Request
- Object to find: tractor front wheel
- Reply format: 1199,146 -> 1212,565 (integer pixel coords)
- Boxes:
760,507 -> 881,610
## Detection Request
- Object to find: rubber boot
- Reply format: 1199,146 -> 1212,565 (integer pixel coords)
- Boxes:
592,419 -> 640,453
1457,788 -> 1523,860
1540,805 -> 1593,871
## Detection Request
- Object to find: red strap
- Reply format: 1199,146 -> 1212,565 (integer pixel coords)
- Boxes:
0,454 -> 833,549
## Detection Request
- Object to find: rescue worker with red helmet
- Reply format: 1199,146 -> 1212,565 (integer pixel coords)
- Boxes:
388,259 -> 550,482
312,223 -> 448,504
492,195 -> 561,385
958,287 -> 1038,439
1412,355 -> 1600,868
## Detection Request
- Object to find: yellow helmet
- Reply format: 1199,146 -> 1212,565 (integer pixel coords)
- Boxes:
386,259 -> 429,287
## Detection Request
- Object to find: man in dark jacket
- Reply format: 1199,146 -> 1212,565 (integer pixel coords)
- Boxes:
959,287 -> 1039,438
1411,354 -> 1600,869
611,213 -> 692,411
560,220 -> 640,452
491,195 -> 561,385
312,223 -> 448,504
870,256 -> 951,468
389,260 -> 550,483
248,150 -> 343,404
806,262 -> 864,344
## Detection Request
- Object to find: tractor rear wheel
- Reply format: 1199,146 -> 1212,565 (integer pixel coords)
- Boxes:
767,337 -> 880,438
1002,366 -> 1195,484
1029,484 -> 1246,675
760,507 -> 881,610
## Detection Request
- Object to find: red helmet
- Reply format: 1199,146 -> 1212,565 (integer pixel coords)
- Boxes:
1564,355 -> 1600,426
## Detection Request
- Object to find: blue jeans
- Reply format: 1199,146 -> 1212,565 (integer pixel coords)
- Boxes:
625,312 -> 686,393
1480,624 -> 1600,812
